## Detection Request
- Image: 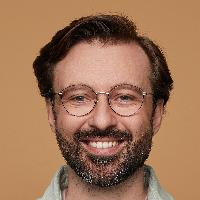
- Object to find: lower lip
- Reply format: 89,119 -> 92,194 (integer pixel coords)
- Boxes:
81,142 -> 126,156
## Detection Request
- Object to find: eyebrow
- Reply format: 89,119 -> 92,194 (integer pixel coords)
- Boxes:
57,82 -> 146,93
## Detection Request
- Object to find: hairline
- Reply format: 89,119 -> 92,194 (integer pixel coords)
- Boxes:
51,39 -> 153,95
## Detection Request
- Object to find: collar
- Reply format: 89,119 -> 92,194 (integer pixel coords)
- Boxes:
37,165 -> 174,200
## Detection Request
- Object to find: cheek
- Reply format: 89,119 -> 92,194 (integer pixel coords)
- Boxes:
54,108 -> 85,136
122,111 -> 152,139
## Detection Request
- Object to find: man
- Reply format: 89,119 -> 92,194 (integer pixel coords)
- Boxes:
33,14 -> 174,200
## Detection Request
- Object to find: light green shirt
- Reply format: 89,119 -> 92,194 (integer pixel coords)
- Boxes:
38,165 -> 174,200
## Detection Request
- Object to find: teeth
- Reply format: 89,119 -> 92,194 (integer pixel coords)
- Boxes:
89,141 -> 118,149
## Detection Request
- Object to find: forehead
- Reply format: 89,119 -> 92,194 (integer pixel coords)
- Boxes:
54,41 -> 151,92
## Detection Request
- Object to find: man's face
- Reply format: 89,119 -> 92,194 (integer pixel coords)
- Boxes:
47,41 -> 163,187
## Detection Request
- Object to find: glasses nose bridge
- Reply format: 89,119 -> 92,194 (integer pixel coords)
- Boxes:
96,91 -> 110,101
92,91 -> 112,115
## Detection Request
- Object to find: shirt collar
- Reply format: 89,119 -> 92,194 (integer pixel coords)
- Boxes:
38,165 -> 174,200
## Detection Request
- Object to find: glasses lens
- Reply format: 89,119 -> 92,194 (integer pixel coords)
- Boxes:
109,85 -> 144,116
60,85 -> 96,116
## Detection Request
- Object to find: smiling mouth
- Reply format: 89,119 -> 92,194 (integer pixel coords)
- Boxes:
80,138 -> 127,156
89,141 -> 118,148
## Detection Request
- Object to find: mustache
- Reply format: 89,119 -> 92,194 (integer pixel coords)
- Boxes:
73,128 -> 133,142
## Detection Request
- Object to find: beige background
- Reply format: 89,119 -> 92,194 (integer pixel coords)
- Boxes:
0,0 -> 199,199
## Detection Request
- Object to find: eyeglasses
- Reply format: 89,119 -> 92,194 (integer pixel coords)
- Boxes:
52,84 -> 152,117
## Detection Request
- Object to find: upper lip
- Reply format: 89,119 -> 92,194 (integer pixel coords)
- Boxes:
74,129 -> 132,143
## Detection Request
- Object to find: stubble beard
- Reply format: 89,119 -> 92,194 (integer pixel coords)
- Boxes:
55,125 -> 153,188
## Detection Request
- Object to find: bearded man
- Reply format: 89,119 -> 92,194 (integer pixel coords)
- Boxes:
33,14 -> 174,200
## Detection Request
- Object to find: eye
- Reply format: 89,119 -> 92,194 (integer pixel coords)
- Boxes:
69,95 -> 88,103
112,93 -> 138,106
73,96 -> 85,101
119,95 -> 133,101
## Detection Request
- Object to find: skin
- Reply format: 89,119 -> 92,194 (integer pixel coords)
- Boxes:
46,41 -> 164,200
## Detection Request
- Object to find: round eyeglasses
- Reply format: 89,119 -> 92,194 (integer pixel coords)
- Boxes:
52,84 -> 152,117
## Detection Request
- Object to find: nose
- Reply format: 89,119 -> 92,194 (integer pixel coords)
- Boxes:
87,94 -> 117,130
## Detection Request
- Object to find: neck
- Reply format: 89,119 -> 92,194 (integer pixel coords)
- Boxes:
64,166 -> 148,200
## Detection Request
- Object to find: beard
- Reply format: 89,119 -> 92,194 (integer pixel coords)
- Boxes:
55,125 -> 153,188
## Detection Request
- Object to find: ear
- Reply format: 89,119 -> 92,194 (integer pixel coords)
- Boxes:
152,100 -> 164,135
45,99 -> 56,133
